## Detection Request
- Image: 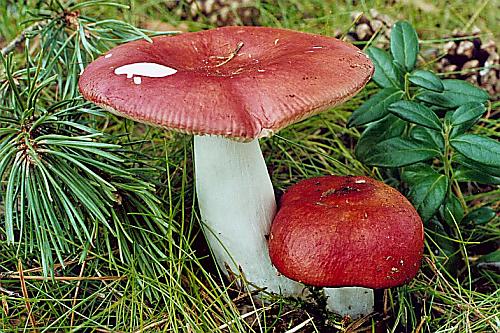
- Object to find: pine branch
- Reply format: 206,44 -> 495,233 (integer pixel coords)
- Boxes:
1,20 -> 48,57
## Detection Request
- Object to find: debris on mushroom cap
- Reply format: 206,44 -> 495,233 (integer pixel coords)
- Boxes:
79,26 -> 373,141
268,175 -> 424,289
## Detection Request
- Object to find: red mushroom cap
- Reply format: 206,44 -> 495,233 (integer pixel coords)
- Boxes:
79,27 -> 373,141
268,176 -> 424,289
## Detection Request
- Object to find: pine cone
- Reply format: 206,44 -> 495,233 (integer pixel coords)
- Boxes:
165,0 -> 261,26
334,9 -> 394,48
435,29 -> 499,99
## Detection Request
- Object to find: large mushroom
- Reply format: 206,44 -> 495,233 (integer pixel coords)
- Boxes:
79,27 -> 373,295
268,175 -> 424,317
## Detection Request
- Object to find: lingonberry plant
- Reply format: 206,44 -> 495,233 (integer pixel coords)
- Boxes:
348,21 -> 499,270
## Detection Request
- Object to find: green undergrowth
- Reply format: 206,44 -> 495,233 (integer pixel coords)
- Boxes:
0,0 -> 498,332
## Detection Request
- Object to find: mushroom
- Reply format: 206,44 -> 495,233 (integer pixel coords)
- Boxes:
268,175 -> 424,318
78,27 -> 373,295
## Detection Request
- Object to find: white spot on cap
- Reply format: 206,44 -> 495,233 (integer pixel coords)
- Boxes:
105,53 -> 112,59
312,46 -> 323,49
114,62 -> 177,85
355,179 -> 366,183
274,38 -> 279,45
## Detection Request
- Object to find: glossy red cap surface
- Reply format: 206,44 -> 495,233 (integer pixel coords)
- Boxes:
268,176 -> 424,288
79,27 -> 373,141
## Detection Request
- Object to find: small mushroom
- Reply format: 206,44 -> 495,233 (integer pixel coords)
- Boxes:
79,27 -> 373,295
268,175 -> 424,318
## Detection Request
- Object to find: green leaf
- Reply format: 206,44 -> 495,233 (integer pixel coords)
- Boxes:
451,134 -> 500,168
402,164 -> 437,185
365,137 -> 440,167
416,80 -> 489,109
408,173 -> 449,221
410,126 -> 445,151
450,118 -> 482,138
389,100 -> 442,130
348,88 -> 404,127
366,47 -> 403,88
440,193 -> 464,225
449,102 -> 486,126
415,90 -> 455,108
355,115 -> 406,160
454,154 -> 500,178
409,70 -> 444,92
390,21 -> 419,71
429,219 -> 460,274
442,79 -> 489,105
463,207 -> 496,225
392,61 -> 407,82
477,251 -> 500,271
454,166 -> 500,185
479,251 -> 500,263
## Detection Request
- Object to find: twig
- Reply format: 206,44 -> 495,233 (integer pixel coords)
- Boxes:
1,294 -> 8,316
215,41 -> 244,67
70,260 -> 87,327
477,262 -> 500,271
383,288 -> 388,316
285,318 -> 313,333
4,254 -> 101,275
414,316 -> 426,333
1,20 -> 48,57
0,284 -> 21,298
95,328 -> 120,333
345,313 -> 376,332
217,306 -> 271,330
1,274 -> 124,281
132,318 -> 169,333
18,260 -> 38,332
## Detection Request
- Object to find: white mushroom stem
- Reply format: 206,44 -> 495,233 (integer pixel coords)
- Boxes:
324,287 -> 374,319
194,135 -> 304,295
